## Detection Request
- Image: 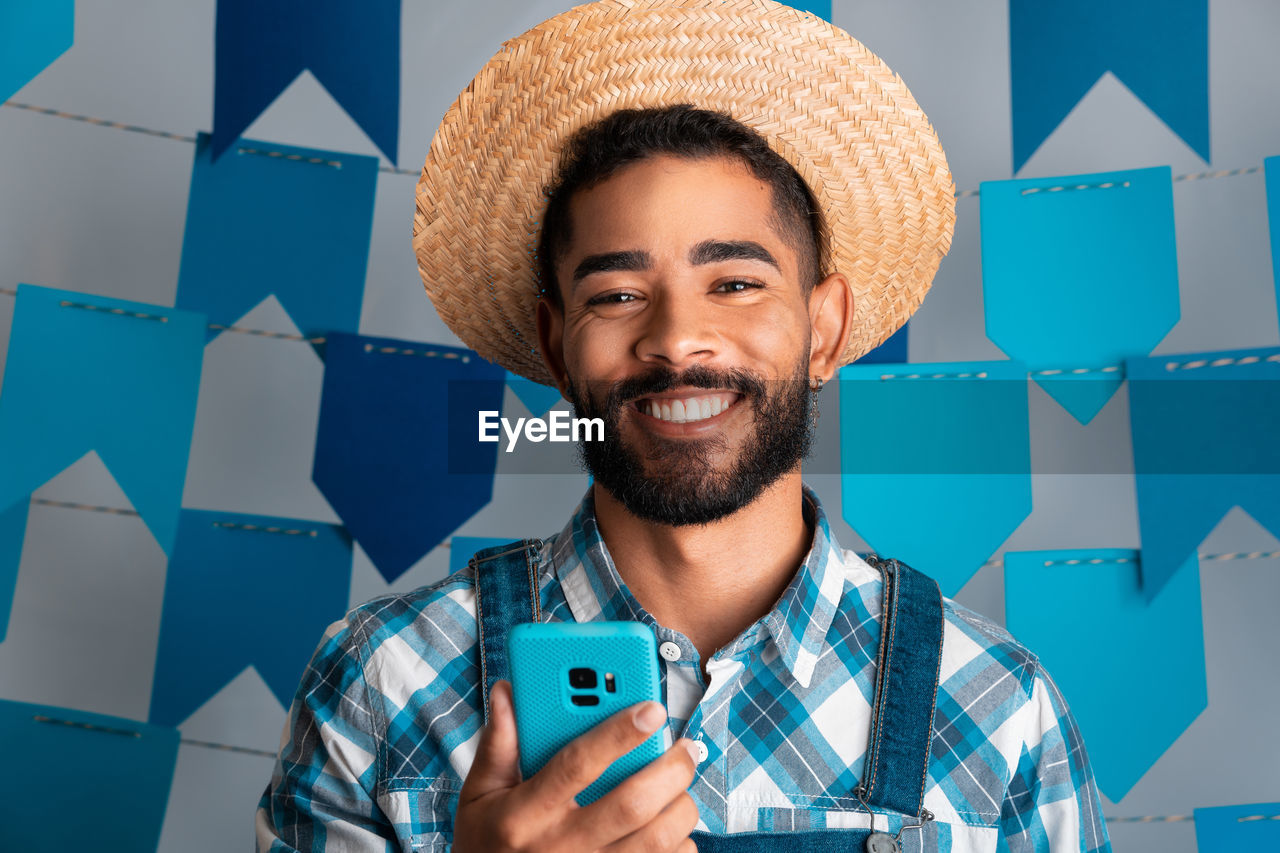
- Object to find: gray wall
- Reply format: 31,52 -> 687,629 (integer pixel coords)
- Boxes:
0,1 -> 1277,851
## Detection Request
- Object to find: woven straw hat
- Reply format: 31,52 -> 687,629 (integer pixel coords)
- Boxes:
413,0 -> 955,385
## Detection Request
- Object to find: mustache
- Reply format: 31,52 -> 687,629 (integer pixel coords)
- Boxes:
573,363 -> 768,412
606,365 -> 767,408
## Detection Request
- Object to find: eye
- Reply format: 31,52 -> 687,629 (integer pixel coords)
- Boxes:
715,279 -> 764,293
585,291 -> 640,306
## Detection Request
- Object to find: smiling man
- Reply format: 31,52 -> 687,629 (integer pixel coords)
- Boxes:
257,2 -> 1110,852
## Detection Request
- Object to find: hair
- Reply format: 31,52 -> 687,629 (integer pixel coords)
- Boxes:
534,104 -> 827,308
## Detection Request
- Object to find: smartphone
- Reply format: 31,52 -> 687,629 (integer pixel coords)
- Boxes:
507,621 -> 665,805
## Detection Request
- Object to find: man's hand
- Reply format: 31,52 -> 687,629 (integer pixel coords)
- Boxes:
454,680 -> 700,852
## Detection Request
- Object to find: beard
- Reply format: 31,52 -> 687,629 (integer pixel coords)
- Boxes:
565,359 -> 814,526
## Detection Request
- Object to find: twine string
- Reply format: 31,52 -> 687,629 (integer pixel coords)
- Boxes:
24,714 -> 1280,823
1,100 -> 1263,187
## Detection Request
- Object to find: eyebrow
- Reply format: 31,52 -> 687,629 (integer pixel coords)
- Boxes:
571,239 -> 781,289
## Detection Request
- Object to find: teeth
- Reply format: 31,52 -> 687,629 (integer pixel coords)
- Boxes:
641,394 -> 734,424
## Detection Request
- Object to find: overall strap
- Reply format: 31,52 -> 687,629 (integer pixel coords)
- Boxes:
470,538 -> 544,726
857,554 -> 945,818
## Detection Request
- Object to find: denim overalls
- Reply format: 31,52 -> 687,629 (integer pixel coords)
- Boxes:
470,539 -> 945,853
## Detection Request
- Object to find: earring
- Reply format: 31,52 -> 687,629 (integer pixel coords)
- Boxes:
809,376 -> 823,433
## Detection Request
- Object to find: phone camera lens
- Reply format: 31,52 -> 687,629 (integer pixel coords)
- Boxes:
568,667 -> 597,689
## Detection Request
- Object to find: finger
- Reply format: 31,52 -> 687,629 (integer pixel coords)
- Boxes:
520,699 -> 669,810
565,738 -> 700,849
600,790 -> 700,852
459,680 -> 522,802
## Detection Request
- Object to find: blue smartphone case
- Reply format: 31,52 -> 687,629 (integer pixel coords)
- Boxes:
507,621 -> 665,805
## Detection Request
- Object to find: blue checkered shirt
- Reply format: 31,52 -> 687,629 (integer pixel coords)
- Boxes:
256,487 -> 1110,852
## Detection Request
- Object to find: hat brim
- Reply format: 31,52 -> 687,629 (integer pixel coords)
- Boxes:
413,0 -> 956,385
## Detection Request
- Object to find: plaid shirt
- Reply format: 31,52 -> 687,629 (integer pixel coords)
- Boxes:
256,487 -> 1111,852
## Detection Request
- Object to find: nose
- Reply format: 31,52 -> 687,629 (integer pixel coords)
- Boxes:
633,288 -> 718,368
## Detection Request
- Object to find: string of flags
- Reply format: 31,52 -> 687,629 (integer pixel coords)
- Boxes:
0,0 -> 1275,842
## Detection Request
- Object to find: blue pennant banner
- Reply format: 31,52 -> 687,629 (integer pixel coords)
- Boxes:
782,1 -> 831,21
507,371 -> 563,419
0,498 -> 28,643
0,1 -> 73,102
449,536 -> 518,577
853,322 -> 909,365
838,359 -> 1032,595
1127,345 -> 1280,601
1005,548 -> 1206,800
1267,156 -> 1279,322
213,0 -> 401,163
0,699 -> 179,852
148,509 -> 353,726
1194,802 -> 1280,851
175,132 -> 377,354
980,166 -> 1180,424
313,333 -> 505,583
0,284 -> 205,556
1009,0 -> 1209,172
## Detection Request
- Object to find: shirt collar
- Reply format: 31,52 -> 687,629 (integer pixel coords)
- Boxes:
550,484 -> 849,689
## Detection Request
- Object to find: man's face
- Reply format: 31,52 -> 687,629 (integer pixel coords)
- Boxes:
543,154 -> 818,526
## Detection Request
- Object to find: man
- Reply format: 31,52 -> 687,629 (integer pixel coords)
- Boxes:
257,2 -> 1110,851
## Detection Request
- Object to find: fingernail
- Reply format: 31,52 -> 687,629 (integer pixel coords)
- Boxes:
678,738 -> 701,763
634,701 -> 667,733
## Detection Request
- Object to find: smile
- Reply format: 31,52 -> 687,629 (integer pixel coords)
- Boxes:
633,391 -> 740,424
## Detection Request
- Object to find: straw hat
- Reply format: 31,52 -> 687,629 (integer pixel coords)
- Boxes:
413,0 -> 955,385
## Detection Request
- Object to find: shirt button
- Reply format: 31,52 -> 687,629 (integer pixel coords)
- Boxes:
658,641 -> 681,661
694,739 -> 709,763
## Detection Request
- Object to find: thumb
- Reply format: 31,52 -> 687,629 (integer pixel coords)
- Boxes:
460,680 -> 522,801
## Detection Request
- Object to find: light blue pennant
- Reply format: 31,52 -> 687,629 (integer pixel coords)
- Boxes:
1009,0 -> 1209,172
980,166 -> 1180,424
782,1 -> 831,21
0,284 -> 205,556
0,1 -> 73,102
0,699 -> 179,852
0,498 -> 28,643
1194,802 -> 1280,852
1267,156 -> 1279,323
148,509 -> 352,726
507,371 -> 563,419
212,0 -> 401,163
449,536 -> 518,577
838,359 -> 1032,595
175,132 -> 377,354
313,332 -> 505,584
1127,345 -> 1280,601
1005,548 -> 1206,801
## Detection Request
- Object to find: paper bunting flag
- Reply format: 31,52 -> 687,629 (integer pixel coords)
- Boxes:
212,0 -> 401,163
1194,802 -> 1280,852
0,699 -> 179,852
853,322 -> 909,365
1009,0 -> 1209,172
1127,345 -> 1280,600
148,509 -> 352,726
0,284 -> 205,556
980,166 -> 1180,424
0,498 -> 28,643
0,1 -> 73,102
449,536 -> 518,577
175,132 -> 377,355
782,1 -> 831,21
1267,156 -> 1279,319
313,332 -> 505,583
1005,548 -> 1207,801
507,371 -> 564,419
838,359 -> 1032,595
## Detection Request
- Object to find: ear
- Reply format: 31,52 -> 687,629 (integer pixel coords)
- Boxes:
534,297 -> 570,397
806,271 -> 855,383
